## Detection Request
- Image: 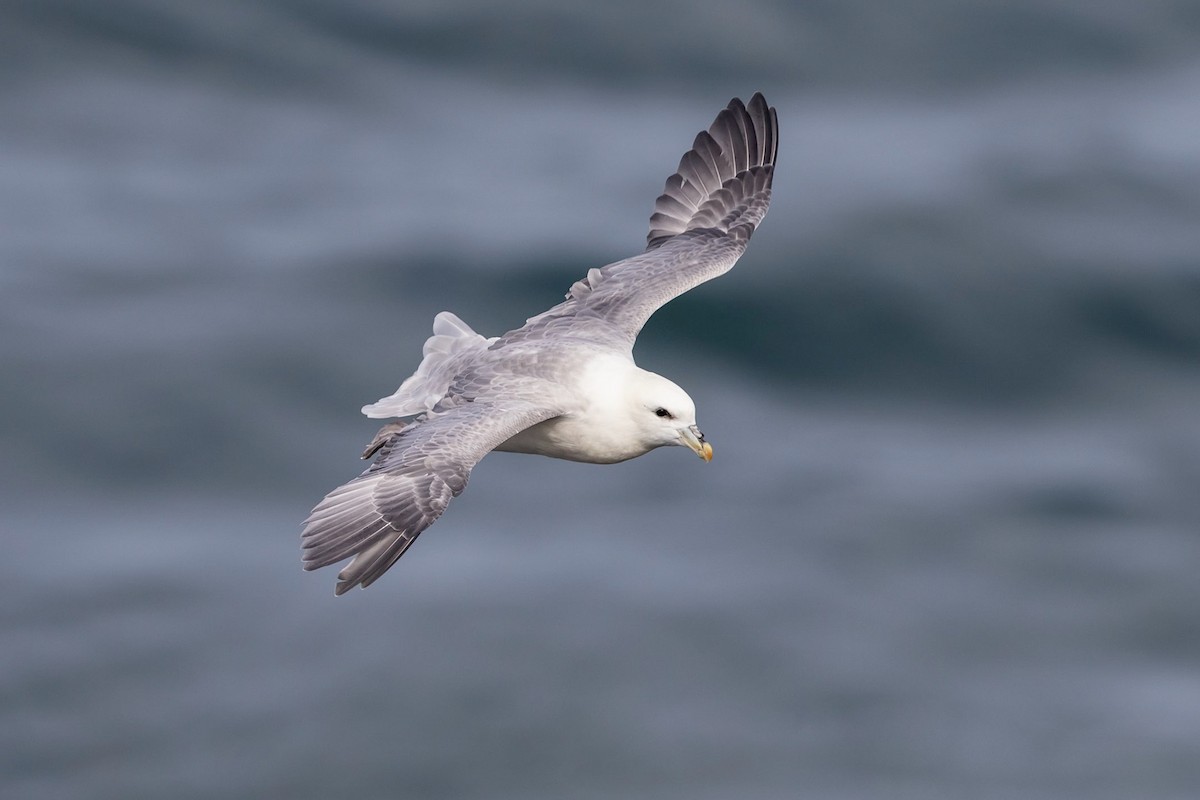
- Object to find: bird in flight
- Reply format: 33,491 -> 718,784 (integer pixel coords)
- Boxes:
303,93 -> 778,594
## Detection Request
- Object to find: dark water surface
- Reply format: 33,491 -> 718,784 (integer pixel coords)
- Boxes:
3,2 -> 1199,798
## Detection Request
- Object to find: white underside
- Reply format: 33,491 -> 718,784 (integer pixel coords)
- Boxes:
495,415 -> 655,464
495,352 -> 658,464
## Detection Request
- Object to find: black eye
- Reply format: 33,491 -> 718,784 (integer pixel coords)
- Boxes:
655,407 -> 671,418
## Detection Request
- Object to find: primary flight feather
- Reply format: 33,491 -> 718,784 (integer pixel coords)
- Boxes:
303,93 -> 778,595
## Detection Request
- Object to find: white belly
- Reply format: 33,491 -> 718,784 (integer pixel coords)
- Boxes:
496,415 -> 648,464
493,351 -> 658,464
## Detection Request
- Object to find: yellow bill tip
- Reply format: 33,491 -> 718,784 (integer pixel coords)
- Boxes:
701,441 -> 713,462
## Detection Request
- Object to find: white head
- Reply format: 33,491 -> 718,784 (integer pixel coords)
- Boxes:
624,369 -> 713,461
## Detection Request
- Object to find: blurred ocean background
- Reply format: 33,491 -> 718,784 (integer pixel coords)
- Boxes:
3,1 -> 1200,798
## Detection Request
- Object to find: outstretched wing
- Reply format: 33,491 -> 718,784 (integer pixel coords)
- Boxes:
516,93 -> 777,348
302,399 -> 559,595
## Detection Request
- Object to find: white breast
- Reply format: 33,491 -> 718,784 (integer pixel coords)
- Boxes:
495,353 -> 649,464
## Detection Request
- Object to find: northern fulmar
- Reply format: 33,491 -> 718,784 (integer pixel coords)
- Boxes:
303,93 -> 778,594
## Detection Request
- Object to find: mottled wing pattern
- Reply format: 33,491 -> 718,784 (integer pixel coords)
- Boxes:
302,399 -> 560,594
515,93 -> 777,348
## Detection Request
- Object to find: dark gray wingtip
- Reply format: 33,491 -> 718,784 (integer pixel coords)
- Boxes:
746,92 -> 779,168
647,93 -> 778,250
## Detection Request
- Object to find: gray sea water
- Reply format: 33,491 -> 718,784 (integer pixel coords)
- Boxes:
3,2 -> 1200,798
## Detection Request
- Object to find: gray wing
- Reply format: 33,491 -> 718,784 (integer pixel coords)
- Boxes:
514,93 -> 778,348
302,399 -> 559,595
